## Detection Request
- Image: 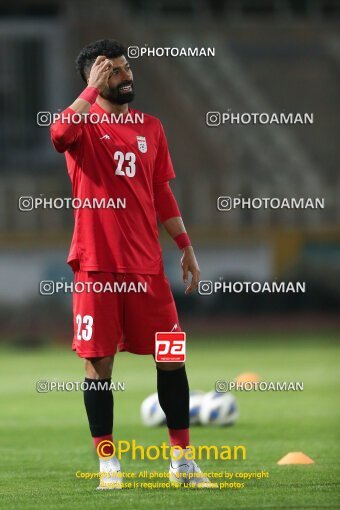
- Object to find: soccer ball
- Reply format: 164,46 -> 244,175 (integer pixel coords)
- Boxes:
189,390 -> 205,425
199,391 -> 238,426
141,390 -> 206,427
140,393 -> 166,427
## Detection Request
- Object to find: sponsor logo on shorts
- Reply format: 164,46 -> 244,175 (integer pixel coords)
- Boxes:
155,332 -> 186,362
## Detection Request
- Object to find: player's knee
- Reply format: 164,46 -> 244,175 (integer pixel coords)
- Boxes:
85,356 -> 114,379
155,361 -> 185,371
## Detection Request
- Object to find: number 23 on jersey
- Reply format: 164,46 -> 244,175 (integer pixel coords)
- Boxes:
114,151 -> 136,178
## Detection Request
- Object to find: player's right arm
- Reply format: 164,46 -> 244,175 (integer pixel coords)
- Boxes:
50,56 -> 113,152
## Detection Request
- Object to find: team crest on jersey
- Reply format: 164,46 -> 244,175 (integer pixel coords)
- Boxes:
136,136 -> 147,153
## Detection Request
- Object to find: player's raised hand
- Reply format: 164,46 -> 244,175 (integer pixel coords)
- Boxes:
181,246 -> 200,294
88,55 -> 113,91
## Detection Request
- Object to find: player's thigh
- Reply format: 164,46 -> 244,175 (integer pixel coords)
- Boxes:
72,271 -> 123,358
123,272 -> 180,355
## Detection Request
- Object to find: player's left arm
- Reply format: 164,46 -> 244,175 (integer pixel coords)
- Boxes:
154,181 -> 200,294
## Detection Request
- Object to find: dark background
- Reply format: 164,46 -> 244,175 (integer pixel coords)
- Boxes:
1,0 -> 339,345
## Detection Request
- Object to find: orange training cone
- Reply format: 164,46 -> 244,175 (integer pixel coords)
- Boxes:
235,372 -> 261,384
277,452 -> 314,465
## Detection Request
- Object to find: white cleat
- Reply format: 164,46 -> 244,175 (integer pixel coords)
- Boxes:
169,448 -> 219,489
97,457 -> 123,490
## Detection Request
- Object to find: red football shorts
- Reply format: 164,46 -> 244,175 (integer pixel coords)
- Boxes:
72,270 -> 181,357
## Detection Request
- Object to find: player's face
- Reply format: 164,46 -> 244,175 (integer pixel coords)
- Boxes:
100,55 -> 134,105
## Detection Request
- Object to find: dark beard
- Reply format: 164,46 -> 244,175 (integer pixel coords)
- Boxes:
101,81 -> 135,105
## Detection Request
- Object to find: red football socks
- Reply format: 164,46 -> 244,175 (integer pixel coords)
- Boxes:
168,428 -> 190,449
93,434 -> 114,457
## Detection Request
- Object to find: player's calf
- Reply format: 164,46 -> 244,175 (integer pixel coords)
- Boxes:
83,359 -> 123,490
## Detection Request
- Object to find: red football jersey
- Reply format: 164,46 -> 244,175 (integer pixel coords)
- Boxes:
50,103 -> 175,273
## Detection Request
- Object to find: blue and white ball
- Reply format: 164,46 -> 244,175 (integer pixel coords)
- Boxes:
140,393 -> 166,426
199,391 -> 238,426
141,390 -> 206,427
189,390 -> 205,425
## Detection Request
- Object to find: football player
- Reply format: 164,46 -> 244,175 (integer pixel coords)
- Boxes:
50,39 -> 214,489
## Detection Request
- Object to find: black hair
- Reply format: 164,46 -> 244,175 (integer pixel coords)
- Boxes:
75,39 -> 127,83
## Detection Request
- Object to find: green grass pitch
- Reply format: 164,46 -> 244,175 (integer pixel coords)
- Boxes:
1,333 -> 339,509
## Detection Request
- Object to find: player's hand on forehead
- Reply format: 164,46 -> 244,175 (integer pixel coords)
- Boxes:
88,56 -> 113,90
93,55 -> 113,70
